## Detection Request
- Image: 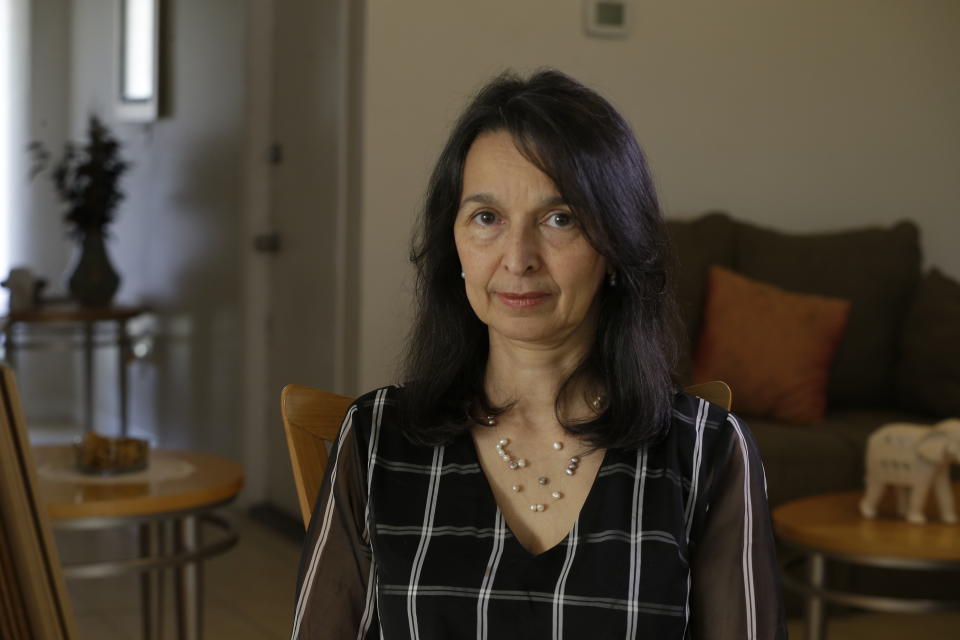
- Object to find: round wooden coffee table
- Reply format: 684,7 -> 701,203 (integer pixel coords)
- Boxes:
34,445 -> 244,640
773,487 -> 960,640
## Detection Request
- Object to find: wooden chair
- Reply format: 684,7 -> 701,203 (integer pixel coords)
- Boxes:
280,385 -> 354,527
0,364 -> 77,639
683,380 -> 732,412
280,380 -> 732,528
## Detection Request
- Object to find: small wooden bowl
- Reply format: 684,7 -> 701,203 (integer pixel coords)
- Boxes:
74,432 -> 149,475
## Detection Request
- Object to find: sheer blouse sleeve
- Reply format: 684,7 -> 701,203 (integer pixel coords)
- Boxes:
291,404 -> 377,639
689,413 -> 787,640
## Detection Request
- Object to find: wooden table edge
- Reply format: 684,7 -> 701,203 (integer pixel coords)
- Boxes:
37,447 -> 245,522
47,476 -> 245,521
772,487 -> 960,564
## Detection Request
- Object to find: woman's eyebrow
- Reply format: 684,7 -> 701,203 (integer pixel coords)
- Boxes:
459,192 -> 499,208
458,192 -> 567,209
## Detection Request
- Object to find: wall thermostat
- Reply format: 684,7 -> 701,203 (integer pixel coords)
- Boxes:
584,0 -> 629,38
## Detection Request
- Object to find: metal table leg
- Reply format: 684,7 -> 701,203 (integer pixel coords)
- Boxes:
2,322 -> 15,368
805,552 -> 827,640
117,318 -> 130,436
174,515 -> 203,640
61,510 -> 237,639
83,322 -> 94,433
139,522 -> 165,640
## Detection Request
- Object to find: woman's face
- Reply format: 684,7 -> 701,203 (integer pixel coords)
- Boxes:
454,130 -> 607,349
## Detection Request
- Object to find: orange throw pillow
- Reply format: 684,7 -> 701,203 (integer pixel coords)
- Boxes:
693,266 -> 851,423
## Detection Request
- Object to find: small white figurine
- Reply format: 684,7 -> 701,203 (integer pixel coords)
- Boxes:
1,267 -> 43,312
860,419 -> 960,524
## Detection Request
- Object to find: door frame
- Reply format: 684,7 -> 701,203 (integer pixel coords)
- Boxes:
239,0 -> 363,506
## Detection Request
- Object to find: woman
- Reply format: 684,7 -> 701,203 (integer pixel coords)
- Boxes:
292,70 -> 785,639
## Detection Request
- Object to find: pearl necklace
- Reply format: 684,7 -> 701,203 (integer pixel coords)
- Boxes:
484,413 -> 593,514
494,435 -> 586,512
478,394 -> 604,513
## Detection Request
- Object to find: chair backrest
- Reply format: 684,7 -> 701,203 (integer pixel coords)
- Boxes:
280,384 -> 354,526
0,364 -> 77,639
683,380 -> 732,411
280,380 -> 733,528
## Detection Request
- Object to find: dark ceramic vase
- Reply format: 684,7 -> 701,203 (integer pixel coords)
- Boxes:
67,229 -> 121,307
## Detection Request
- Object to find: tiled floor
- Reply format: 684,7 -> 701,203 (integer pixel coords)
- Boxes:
58,509 -> 960,639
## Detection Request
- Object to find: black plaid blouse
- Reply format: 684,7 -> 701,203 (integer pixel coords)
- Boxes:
292,386 -> 786,639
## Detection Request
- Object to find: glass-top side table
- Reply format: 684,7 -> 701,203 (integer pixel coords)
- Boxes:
1,305 -> 151,436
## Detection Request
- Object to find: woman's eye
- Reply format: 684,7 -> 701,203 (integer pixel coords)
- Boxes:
545,212 -> 574,228
474,211 -> 498,226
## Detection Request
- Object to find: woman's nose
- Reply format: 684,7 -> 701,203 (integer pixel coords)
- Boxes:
501,225 -> 541,275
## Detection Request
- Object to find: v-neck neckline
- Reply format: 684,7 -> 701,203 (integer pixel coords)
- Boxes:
464,431 -> 609,558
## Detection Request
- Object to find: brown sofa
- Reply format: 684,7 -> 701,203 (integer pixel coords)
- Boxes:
667,212 -> 960,509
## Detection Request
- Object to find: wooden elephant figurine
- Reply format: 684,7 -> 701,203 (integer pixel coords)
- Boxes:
859,419 -> 960,524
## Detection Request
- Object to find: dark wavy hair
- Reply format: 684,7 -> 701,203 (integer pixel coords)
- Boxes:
400,69 -> 680,450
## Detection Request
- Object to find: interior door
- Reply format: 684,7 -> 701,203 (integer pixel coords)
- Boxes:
261,0 -> 346,518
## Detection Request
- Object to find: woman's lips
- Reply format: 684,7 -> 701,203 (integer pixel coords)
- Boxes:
496,292 -> 550,309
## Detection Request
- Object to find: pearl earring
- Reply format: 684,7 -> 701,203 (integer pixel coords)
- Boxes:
461,271 -> 465,279
608,271 -> 617,287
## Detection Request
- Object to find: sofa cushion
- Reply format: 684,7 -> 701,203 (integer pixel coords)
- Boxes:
746,408 -> 928,508
734,220 -> 921,407
694,266 -> 850,423
665,212 -> 738,381
897,269 -> 960,418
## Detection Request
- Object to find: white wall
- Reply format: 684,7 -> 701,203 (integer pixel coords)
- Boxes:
20,0 -> 246,459
354,0 -> 960,392
1,0 -> 32,286
13,0 -> 76,425
16,0 -> 71,282
75,0 -> 245,457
